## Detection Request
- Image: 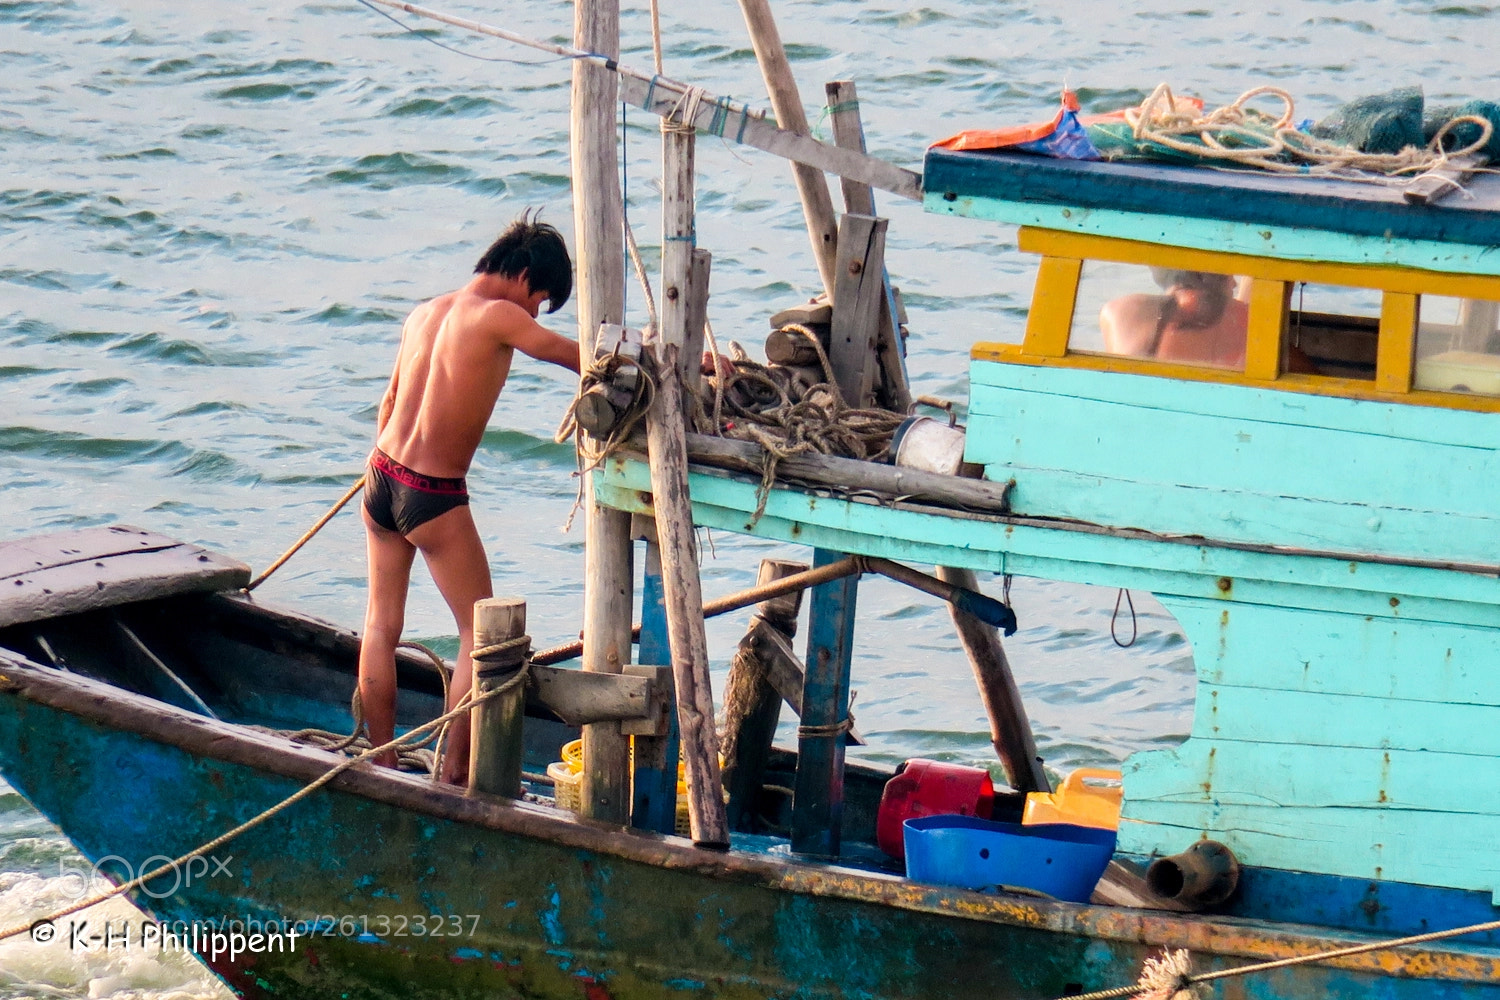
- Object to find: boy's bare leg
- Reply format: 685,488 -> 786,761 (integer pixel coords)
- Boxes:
407,504 -> 494,785
359,509 -> 417,769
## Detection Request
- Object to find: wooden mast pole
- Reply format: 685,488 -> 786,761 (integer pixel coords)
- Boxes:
936,567 -> 1049,794
572,0 -> 632,824
735,0 -> 839,300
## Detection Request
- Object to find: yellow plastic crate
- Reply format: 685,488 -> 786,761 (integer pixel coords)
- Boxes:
549,738 -> 715,836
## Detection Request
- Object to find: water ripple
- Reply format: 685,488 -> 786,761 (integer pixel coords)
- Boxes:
320,152 -> 472,189
0,426 -> 189,464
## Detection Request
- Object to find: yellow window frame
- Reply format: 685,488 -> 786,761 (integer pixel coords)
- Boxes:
990,227 -> 1500,412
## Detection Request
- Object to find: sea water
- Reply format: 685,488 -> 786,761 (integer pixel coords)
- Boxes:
2,0 -> 1496,994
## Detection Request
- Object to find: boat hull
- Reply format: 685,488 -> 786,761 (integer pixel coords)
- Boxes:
2,658 -> 1499,1000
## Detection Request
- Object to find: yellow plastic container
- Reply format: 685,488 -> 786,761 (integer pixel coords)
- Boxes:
1022,768 -> 1123,830
548,738 -> 713,836
1414,350 -> 1500,395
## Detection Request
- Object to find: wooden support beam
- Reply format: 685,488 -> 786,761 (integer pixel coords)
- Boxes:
572,0 -> 633,825
631,516 -> 680,835
673,432 -> 1015,514
468,597 -> 528,799
645,339 -> 730,847
526,665 -> 652,727
935,567 -> 1049,794
723,559 -> 806,831
682,248 -> 712,404
660,119 -> 698,389
866,557 -> 1016,634
742,622 -> 866,745
647,120 -> 730,847
530,554 -> 865,668
791,547 -> 859,857
826,79 -> 911,413
827,213 -> 889,408
734,0 -> 839,298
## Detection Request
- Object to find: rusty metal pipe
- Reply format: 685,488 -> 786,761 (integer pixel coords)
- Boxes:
1146,840 -> 1241,908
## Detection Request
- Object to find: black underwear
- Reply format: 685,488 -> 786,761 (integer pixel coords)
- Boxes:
363,449 -> 470,536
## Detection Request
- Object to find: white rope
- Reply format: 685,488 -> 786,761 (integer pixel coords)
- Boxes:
1123,83 -> 1493,180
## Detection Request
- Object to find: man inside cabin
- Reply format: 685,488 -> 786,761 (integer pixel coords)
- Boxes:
359,213 -> 580,785
1099,267 -> 1250,368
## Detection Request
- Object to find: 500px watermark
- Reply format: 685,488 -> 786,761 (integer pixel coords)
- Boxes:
54,854 -> 234,901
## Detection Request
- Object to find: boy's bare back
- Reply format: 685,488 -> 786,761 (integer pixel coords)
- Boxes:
375,274 -> 578,480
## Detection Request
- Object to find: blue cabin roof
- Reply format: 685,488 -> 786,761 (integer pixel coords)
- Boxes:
922,148 -> 1500,249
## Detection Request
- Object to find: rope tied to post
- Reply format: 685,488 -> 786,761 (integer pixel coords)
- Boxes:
795,717 -> 854,739
555,344 -> 659,531
428,633 -> 532,781
470,633 -> 533,671
794,691 -> 858,740
662,85 -> 707,136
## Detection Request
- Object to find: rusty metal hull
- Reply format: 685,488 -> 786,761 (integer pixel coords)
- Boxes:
2,657 -> 1499,999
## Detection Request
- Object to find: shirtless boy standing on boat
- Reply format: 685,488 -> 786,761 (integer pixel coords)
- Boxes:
359,215 -> 580,784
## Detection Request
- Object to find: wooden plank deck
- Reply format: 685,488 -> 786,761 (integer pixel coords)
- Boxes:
0,525 -> 250,628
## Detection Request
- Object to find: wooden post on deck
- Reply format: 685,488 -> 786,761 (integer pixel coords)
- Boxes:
644,341 -> 730,846
630,514 -> 681,834
683,249 -> 712,394
825,79 -> 911,414
791,547 -> 859,857
722,558 -> 807,831
646,111 -> 730,847
468,597 -> 528,799
827,213 -> 889,408
572,0 -> 633,824
936,567 -> 1049,794
736,0 -> 839,300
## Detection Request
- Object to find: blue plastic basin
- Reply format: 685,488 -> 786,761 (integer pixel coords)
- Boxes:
903,815 -> 1116,902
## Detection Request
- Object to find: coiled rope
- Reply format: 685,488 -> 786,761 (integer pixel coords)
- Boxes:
1124,83 -> 1493,179
702,325 -> 906,524
260,639 -> 453,777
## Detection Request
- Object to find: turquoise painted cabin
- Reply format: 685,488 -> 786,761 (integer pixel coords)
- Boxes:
603,145 -> 1500,932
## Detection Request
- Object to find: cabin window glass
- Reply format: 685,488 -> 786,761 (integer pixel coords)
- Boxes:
1073,261 -> 1249,370
1413,294 -> 1500,396
1286,282 -> 1381,380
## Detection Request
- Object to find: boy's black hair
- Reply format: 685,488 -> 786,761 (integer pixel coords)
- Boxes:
474,210 -> 573,314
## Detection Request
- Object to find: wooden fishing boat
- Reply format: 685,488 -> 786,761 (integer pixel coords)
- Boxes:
7,0 -> 1500,989
6,134 -> 1500,997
